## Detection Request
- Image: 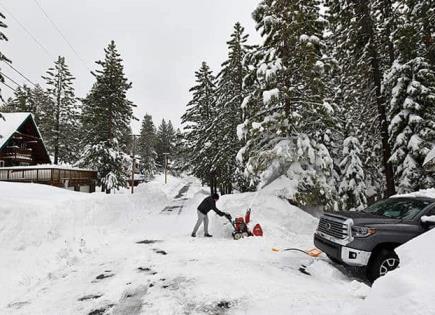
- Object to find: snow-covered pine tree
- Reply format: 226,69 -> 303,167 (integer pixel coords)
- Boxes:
1,85 -> 35,112
80,41 -> 134,193
339,135 -> 367,210
238,0 -> 336,208
386,58 -> 435,193
325,0 -> 384,203
181,62 -> 217,192
171,128 -> 188,175
326,0 -> 396,197
210,22 -> 251,194
31,84 -> 54,128
138,114 -> 157,181
385,3 -> 435,193
0,11 -> 10,108
155,119 -> 176,168
155,119 -> 167,168
42,56 -> 80,164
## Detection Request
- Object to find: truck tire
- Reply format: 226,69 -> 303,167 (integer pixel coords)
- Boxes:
367,249 -> 399,283
327,254 -> 342,265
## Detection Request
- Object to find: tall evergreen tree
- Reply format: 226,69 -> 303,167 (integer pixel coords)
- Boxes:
181,62 -> 217,192
339,135 -> 367,210
326,0 -> 396,197
171,128 -> 188,175
155,119 -> 176,167
210,22 -> 251,194
42,56 -> 79,164
80,41 -> 134,193
138,114 -> 157,181
384,2 -> 435,193
238,0 -> 336,207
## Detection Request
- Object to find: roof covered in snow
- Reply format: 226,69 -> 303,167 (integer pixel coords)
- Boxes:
0,112 -> 34,149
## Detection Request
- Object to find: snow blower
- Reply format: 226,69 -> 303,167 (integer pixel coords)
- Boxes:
226,209 -> 263,240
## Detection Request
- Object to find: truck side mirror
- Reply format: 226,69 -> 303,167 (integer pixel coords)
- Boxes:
421,215 -> 435,225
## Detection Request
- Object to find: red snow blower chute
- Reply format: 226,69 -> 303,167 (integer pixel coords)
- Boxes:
225,209 -> 263,240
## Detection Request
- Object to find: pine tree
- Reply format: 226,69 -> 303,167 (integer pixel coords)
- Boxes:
238,0 -> 336,207
326,0 -> 396,197
387,58 -> 435,193
209,22 -> 251,194
171,128 -> 188,175
42,56 -> 80,164
138,114 -> 157,181
80,41 -> 134,193
339,136 -> 367,210
31,84 -> 53,126
181,62 -> 217,192
1,85 -> 35,112
383,2 -> 435,193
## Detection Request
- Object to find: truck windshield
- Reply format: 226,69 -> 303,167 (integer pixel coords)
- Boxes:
362,198 -> 432,220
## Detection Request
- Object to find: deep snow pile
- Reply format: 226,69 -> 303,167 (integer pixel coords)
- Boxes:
0,175 -> 370,315
351,188 -> 435,315
354,229 -> 435,315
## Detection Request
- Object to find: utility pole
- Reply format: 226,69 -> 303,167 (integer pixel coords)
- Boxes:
163,152 -> 169,184
131,134 -> 139,194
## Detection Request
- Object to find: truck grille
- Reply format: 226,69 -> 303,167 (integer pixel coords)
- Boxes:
317,216 -> 349,240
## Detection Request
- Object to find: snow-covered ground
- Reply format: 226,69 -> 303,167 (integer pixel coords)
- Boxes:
0,175 -> 432,314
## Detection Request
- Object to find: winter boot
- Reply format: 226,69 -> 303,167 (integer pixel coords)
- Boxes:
204,234 -> 213,238
191,232 -> 196,238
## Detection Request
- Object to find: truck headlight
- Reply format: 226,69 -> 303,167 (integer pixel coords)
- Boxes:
352,226 -> 376,238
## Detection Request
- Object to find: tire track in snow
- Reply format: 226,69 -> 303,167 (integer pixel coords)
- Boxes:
161,182 -> 192,215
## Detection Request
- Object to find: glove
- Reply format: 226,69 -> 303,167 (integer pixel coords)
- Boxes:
225,213 -> 232,220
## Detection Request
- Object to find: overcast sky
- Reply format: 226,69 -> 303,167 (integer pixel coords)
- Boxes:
0,0 -> 261,132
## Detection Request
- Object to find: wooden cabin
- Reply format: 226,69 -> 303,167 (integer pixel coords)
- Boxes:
0,112 -> 50,167
0,112 -> 97,192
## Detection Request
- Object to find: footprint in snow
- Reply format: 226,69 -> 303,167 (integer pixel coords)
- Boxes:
92,271 -> 115,283
136,240 -> 162,245
112,285 -> 148,315
137,267 -> 158,275
78,294 -> 103,302
153,249 -> 167,255
88,303 -> 115,315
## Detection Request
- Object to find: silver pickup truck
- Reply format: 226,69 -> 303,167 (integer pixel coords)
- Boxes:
314,196 -> 435,282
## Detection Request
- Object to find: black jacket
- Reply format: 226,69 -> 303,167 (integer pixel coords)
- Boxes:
197,196 -> 224,216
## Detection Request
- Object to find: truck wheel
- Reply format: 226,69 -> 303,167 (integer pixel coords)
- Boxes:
367,249 -> 399,283
327,255 -> 342,265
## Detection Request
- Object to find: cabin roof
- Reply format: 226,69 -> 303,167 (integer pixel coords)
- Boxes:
0,112 -> 51,164
0,112 -> 39,149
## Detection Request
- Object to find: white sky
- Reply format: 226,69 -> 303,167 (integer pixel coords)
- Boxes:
0,0 -> 261,132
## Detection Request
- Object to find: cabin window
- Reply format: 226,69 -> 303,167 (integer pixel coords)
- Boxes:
0,160 -> 4,167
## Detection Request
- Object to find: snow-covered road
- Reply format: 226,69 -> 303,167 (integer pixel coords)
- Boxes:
0,175 -> 371,315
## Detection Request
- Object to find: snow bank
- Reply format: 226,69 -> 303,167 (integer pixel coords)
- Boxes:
356,229 -> 435,315
1,174 -> 367,315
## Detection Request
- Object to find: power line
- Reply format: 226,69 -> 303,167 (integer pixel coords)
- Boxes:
0,2 -> 53,59
32,0 -> 92,73
0,81 -> 17,92
0,71 -> 22,87
2,61 -> 36,86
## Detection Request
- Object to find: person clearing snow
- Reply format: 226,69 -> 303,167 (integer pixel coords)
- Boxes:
191,193 -> 230,237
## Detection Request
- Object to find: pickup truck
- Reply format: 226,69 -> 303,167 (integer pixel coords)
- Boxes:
314,196 -> 435,282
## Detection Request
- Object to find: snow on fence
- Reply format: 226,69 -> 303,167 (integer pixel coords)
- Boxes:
0,167 -> 97,192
